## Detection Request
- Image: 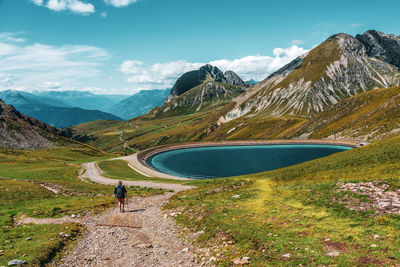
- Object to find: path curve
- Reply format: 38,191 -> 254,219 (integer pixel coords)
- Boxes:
59,161 -> 200,266
81,162 -> 192,192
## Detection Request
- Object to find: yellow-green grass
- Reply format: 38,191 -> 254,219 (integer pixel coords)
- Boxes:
0,146 -> 165,266
71,103 -> 308,153
165,135 -> 400,265
98,159 -> 210,187
292,86 -> 400,141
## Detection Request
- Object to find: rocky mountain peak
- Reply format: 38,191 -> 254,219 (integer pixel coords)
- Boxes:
224,70 -> 246,86
165,64 -> 246,103
199,64 -> 226,82
222,30 -> 400,122
356,30 -> 400,69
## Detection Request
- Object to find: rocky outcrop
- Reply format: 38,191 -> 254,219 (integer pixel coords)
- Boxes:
224,71 -> 246,86
0,99 -> 59,149
165,64 -> 246,103
222,31 -> 400,122
356,30 -> 400,69
147,81 -> 245,118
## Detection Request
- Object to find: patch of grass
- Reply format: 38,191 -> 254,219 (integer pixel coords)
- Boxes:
165,135 -> 400,265
98,159 -> 210,187
0,146 -> 165,266
292,86 -> 400,141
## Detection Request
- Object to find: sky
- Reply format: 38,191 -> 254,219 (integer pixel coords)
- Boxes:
0,0 -> 399,95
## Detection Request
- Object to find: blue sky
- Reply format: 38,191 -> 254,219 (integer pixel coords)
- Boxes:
0,0 -> 399,94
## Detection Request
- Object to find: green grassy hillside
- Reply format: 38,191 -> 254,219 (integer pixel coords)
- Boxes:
70,104 -> 308,153
292,86 -> 400,140
164,136 -> 400,265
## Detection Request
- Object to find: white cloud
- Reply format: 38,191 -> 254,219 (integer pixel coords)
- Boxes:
31,0 -> 95,15
119,45 -> 309,89
0,73 -> 13,88
100,12 -> 108,18
290,39 -> 304,45
104,0 -> 138,7
31,0 -> 44,5
0,34 -> 109,91
0,33 -> 26,44
44,81 -> 62,89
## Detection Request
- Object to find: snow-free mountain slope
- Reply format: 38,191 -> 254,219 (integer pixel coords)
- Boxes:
222,31 -> 400,122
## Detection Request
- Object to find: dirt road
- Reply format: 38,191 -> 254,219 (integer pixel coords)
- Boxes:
59,161 -> 198,266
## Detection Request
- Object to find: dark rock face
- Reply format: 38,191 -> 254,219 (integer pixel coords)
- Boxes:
165,64 -> 245,102
356,30 -> 400,69
224,71 -> 246,86
0,99 -> 59,149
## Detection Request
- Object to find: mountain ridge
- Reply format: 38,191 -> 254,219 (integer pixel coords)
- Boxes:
0,90 -> 123,128
221,31 -> 400,123
0,98 -> 59,149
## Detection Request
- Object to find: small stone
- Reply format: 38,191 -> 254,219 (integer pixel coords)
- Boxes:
137,243 -> 153,248
242,257 -> 250,261
25,238 -> 31,241
232,258 -> 242,265
232,194 -> 241,198
324,238 -> 331,241
370,244 -> 378,247
180,247 -> 189,253
282,253 -> 291,258
209,256 -> 216,262
71,214 -> 77,218
373,234 -> 379,240
326,251 -> 340,257
0,250 -> 4,253
8,259 -> 27,266
194,230 -> 204,236
215,253 -> 221,258
103,257 -> 110,261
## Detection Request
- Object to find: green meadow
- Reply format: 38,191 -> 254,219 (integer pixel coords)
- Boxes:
164,135 -> 400,265
0,146 -> 164,266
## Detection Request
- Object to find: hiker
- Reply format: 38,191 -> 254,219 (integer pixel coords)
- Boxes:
114,180 -> 127,212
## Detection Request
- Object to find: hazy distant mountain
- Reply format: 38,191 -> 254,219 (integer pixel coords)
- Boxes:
109,89 -> 170,120
0,90 -> 122,128
245,79 -> 258,85
34,91 -> 127,112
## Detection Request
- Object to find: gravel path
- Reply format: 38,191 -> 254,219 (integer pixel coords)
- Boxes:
81,162 -> 192,191
59,161 -> 198,266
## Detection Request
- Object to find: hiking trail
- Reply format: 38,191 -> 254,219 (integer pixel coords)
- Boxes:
59,159 -> 200,266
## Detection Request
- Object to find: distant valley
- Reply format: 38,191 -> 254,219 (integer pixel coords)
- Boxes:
0,88 -> 171,128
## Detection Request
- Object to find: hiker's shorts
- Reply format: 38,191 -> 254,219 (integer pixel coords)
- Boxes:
117,198 -> 125,203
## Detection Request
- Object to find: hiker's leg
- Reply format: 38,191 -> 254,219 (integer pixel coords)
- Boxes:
121,199 -> 125,212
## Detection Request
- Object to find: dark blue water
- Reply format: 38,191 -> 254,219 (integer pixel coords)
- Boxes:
147,145 -> 352,179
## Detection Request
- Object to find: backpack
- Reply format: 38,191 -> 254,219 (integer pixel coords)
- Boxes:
115,185 -> 124,198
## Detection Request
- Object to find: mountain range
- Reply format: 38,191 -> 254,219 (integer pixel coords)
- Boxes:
0,88 -> 174,127
1,29 -> 400,151
109,89 -> 170,120
0,90 -> 123,128
66,30 -> 400,152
